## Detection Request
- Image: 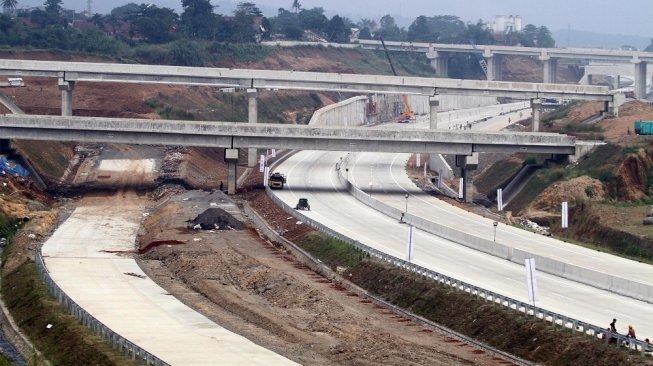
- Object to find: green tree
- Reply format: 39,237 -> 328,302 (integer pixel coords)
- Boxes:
43,0 -> 62,13
298,7 -> 327,34
271,8 -> 302,40
407,15 -> 429,42
358,27 -> 372,40
133,5 -> 177,43
463,20 -> 494,45
357,18 -> 377,32
181,0 -> 216,39
377,14 -> 402,40
536,26 -> 555,47
291,0 -> 300,13
235,2 -> 262,17
1,0 -> 17,12
519,24 -> 538,47
325,15 -> 348,43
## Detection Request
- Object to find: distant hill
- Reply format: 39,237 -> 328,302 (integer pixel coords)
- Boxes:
553,29 -> 651,50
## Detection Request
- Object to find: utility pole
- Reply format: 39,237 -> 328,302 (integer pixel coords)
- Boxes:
86,0 -> 92,16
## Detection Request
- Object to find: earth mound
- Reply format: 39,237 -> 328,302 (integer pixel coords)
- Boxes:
187,208 -> 244,230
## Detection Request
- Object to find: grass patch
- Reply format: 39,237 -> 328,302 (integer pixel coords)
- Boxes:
505,166 -> 565,214
12,140 -> 74,181
474,157 -> 524,196
2,255 -> 136,365
541,101 -> 580,126
297,232 -> 365,269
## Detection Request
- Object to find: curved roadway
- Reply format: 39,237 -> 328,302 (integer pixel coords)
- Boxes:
272,107 -> 653,340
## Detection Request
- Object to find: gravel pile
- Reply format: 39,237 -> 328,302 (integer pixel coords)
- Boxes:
188,208 -> 244,230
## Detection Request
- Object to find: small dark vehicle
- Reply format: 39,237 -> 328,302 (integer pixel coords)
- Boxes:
295,198 -> 310,210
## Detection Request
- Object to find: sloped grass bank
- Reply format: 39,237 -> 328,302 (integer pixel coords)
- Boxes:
296,232 -> 646,366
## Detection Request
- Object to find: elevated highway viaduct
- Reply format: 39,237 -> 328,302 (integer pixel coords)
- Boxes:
359,40 -> 653,91
0,58 -> 612,171
0,114 -> 575,195
264,39 -> 653,99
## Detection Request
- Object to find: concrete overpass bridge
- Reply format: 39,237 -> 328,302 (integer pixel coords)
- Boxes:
0,58 -> 611,118
357,39 -> 653,99
0,114 -> 575,194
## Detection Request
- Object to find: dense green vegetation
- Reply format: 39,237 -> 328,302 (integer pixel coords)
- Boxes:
0,0 -> 555,69
2,260 -> 137,365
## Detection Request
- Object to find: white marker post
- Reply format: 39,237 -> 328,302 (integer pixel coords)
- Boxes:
259,155 -> 265,173
263,166 -> 270,187
561,201 -> 568,228
497,188 -> 503,211
406,225 -> 415,262
458,178 -> 464,199
525,258 -> 539,305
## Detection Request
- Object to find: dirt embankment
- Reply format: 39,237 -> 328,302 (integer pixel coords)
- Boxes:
137,190 -> 507,366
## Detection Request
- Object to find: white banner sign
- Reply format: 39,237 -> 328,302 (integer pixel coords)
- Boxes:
525,258 -> 539,303
561,201 -> 568,228
406,225 -> 415,262
458,178 -> 464,199
259,155 -> 265,173
497,188 -> 503,211
271,149 -> 277,158
416,154 -> 421,167
423,161 -> 428,177
263,166 -> 270,187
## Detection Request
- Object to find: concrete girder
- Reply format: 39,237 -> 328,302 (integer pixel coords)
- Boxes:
0,115 -> 577,155
0,59 -> 611,101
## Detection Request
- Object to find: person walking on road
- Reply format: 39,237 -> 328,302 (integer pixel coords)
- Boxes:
610,318 -> 617,333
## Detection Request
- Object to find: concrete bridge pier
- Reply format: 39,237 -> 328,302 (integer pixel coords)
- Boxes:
485,52 -> 502,81
456,153 -> 478,203
633,60 -> 647,99
225,148 -> 239,195
531,99 -> 542,132
247,88 -> 258,167
541,55 -> 558,84
429,95 -> 439,129
58,79 -> 75,116
426,49 -> 449,78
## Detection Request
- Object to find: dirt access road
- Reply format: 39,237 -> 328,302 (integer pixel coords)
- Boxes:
56,143 -> 511,365
136,189 -> 512,366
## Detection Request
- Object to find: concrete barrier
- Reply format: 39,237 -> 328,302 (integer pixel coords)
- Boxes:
338,157 -> 653,304
308,96 -> 368,127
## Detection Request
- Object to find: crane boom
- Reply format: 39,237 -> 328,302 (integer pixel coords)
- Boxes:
379,37 -> 414,123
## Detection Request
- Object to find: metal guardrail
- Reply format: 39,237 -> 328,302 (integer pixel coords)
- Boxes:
35,252 -> 169,366
266,187 -> 652,356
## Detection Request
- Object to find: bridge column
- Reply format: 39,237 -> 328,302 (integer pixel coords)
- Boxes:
633,60 -> 647,99
531,99 -> 542,132
429,96 -> 439,129
247,88 -> 258,167
484,53 -> 502,81
225,148 -> 239,195
58,79 -> 75,116
606,93 -> 625,117
541,55 -> 558,84
426,49 -> 449,78
456,153 -> 478,203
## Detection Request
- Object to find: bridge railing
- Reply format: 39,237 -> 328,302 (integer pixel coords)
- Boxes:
35,251 -> 170,366
266,187 -> 651,355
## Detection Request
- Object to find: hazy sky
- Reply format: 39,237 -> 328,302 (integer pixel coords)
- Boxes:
14,0 -> 653,38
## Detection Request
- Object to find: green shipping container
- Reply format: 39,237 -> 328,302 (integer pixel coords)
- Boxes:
634,120 -> 653,135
